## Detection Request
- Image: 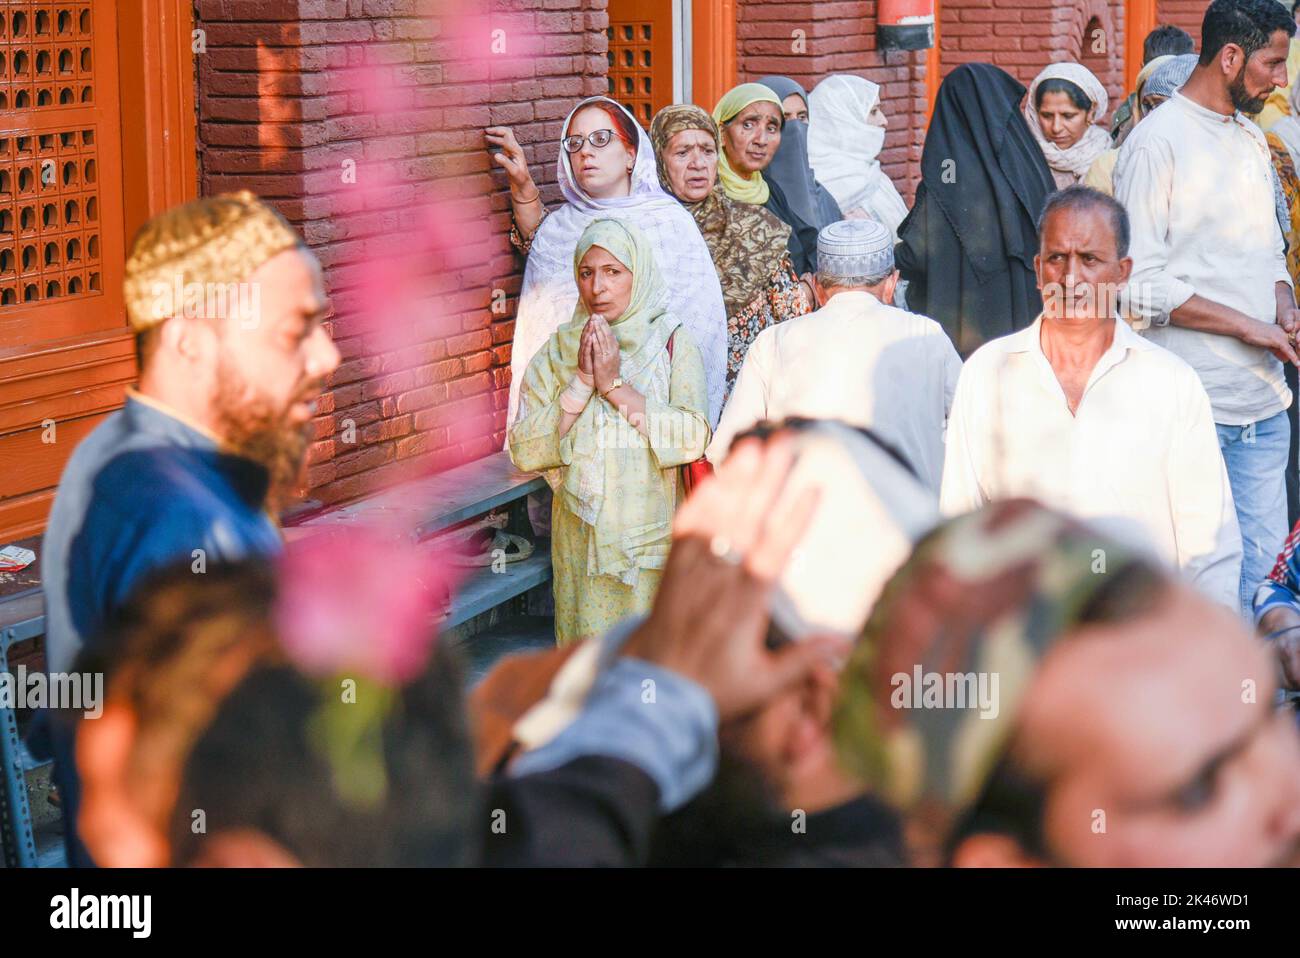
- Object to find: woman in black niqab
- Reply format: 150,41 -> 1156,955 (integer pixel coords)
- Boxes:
896,63 -> 1056,357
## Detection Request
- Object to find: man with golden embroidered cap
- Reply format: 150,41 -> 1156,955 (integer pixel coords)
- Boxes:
38,191 -> 339,865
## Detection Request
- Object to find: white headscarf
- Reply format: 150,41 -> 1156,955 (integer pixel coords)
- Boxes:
807,75 -> 910,236
508,97 -> 727,429
1022,63 -> 1113,189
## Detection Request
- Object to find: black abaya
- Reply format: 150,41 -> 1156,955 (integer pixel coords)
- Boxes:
896,63 -> 1056,357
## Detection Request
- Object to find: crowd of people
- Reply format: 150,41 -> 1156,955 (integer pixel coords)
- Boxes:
29,0 -> 1300,867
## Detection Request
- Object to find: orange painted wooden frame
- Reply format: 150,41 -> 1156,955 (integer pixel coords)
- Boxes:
0,1 -> 128,351
1125,0 -> 1158,91
0,2 -> 198,542
607,0 -> 676,125
118,0 -> 199,240
693,0 -> 737,113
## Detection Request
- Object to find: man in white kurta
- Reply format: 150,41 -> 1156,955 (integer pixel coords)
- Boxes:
941,186 -> 1241,608
707,219 -> 962,493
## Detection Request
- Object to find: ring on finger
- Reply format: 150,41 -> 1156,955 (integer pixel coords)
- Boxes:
709,534 -> 744,566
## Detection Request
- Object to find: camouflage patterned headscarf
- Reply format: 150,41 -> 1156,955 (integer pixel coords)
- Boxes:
832,499 -> 1163,842
649,104 -> 793,317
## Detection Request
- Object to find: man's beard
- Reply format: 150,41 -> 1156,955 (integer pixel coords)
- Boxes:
212,359 -> 318,514
1229,63 -> 1269,114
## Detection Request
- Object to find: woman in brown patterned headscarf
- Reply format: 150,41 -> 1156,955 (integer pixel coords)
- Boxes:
650,104 -> 814,398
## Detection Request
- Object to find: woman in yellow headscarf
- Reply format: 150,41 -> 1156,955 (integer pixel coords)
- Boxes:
712,83 -> 784,204
508,218 -> 710,646
713,83 -> 827,274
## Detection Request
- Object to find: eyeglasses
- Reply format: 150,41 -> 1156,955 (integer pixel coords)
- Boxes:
561,129 -> 625,153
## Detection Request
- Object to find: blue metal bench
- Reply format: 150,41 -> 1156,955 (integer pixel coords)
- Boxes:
290,450 -> 552,629
1,592 -> 44,868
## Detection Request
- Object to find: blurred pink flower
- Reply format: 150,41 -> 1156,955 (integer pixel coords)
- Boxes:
274,526 -> 468,685
332,24 -> 497,478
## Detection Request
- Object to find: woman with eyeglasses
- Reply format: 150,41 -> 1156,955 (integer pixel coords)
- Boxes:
486,97 -> 727,432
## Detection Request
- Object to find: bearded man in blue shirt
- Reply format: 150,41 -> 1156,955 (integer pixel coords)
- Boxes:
38,191 -> 340,864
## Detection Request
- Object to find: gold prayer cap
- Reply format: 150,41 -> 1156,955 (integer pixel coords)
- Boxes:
123,190 -> 303,330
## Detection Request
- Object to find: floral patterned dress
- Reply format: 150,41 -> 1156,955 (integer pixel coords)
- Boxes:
724,254 -> 808,401
1268,132 -> 1300,287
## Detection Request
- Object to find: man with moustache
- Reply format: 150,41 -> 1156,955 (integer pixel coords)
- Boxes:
941,187 -> 1242,608
1115,0 -> 1300,616
39,191 -> 340,864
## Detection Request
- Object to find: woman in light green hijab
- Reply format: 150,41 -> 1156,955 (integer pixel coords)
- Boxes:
509,218 -> 711,646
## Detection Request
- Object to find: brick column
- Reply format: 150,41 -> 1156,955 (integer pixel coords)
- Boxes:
1156,0 -> 1205,47
194,0 -> 609,506
940,0 -> 1127,120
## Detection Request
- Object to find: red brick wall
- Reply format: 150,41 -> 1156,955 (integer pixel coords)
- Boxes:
733,0 -> 1135,203
191,0 -> 1144,514
941,0 -> 1127,124
193,0 -> 609,506
736,0 -> 930,198
1156,1 -> 1206,47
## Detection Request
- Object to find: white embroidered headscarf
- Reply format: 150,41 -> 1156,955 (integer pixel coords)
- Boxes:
508,97 -> 727,430
1023,63 -> 1113,190
807,74 -> 910,237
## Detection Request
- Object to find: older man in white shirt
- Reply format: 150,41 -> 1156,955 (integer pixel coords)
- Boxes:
1113,0 -> 1299,614
707,219 -> 961,493
942,186 -> 1242,608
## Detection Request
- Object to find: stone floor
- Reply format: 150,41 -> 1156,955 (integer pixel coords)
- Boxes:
458,613 -> 557,686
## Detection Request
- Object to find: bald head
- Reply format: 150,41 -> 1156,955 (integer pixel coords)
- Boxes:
1037,185 -> 1130,259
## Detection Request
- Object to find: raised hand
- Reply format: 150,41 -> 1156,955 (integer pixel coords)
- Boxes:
621,435 -> 847,721
485,126 -> 534,193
